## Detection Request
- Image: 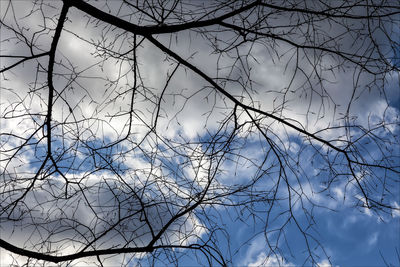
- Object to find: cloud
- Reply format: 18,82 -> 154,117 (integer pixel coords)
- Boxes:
1,1 -> 399,266
0,248 -> 17,267
248,252 -> 293,267
0,170 -> 207,265
246,252 -> 335,267
317,259 -> 334,267
240,235 -> 294,267
367,232 -> 379,247
392,202 -> 400,218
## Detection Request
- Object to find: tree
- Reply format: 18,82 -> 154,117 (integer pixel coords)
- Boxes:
0,0 -> 399,266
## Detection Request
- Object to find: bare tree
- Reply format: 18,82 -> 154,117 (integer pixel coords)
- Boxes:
1,0 -> 399,266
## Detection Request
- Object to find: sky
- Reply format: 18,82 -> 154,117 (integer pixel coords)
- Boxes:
0,0 -> 399,266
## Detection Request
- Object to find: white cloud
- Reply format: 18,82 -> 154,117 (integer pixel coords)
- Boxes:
241,235 -> 294,267
341,215 -> 358,228
392,202 -> 400,218
317,259 -> 333,267
0,248 -> 18,267
248,252 -> 293,267
367,232 -> 379,247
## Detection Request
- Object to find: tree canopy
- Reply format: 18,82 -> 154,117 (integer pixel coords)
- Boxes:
1,0 -> 399,266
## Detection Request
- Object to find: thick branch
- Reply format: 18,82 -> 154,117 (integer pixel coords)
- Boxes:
46,2 -> 70,154
0,239 -> 153,263
64,0 -> 259,35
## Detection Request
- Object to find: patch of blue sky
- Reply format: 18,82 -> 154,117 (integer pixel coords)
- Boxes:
173,126 -> 399,266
